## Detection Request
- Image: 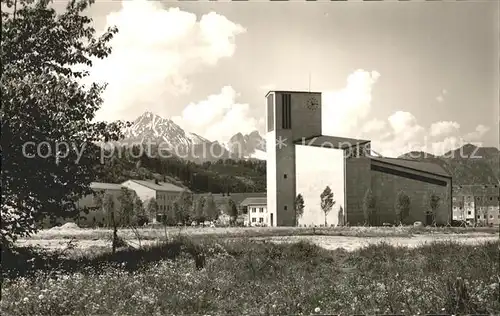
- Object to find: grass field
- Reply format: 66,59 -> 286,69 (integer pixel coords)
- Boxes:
2,237 -> 499,315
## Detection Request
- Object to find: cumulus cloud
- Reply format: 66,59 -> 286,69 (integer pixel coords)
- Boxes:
317,71 -> 492,157
86,0 -> 245,121
464,124 -> 490,142
364,118 -> 490,157
172,86 -> 258,142
322,70 -> 381,136
430,121 -> 461,137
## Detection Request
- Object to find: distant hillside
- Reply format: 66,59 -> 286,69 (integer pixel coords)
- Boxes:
399,144 -> 500,185
96,144 -> 266,193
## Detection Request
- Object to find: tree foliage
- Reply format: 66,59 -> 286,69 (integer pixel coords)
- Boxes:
99,148 -> 267,194
117,188 -> 134,226
320,186 -> 335,227
337,206 -> 345,227
395,190 -> 411,224
1,0 -> 128,243
175,190 -> 194,225
203,193 -> 218,221
146,198 -> 158,222
424,191 -> 441,226
193,196 -> 206,223
295,194 -> 305,226
362,189 -> 376,226
133,195 -> 148,226
225,198 -> 238,225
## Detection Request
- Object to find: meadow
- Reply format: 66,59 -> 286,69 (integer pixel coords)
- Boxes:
2,233 -> 499,315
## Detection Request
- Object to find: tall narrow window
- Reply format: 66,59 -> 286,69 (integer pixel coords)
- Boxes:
281,93 -> 291,129
267,94 -> 274,132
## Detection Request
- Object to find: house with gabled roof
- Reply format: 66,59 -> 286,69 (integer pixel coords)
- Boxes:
241,197 -> 268,226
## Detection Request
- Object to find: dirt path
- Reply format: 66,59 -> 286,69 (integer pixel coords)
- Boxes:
18,233 -> 497,252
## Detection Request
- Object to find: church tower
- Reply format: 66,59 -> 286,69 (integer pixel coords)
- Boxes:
266,91 -> 322,226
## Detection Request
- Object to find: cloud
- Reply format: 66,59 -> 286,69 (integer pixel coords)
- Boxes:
464,124 -> 490,142
430,121 -> 461,137
361,118 -> 387,135
172,86 -> 258,142
322,69 -> 381,136
435,88 -> 448,103
86,0 -> 245,121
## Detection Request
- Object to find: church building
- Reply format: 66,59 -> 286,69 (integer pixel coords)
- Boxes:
265,90 -> 452,227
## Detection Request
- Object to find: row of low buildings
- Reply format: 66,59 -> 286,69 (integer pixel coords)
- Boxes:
452,184 -> 500,226
72,179 -> 268,227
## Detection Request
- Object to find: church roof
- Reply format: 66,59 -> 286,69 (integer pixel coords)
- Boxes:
294,135 -> 370,150
369,156 -> 451,178
265,90 -> 321,98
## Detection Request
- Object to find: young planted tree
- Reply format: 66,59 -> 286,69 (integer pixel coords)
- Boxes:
133,196 -> 148,226
193,196 -> 206,224
102,193 -> 120,253
226,198 -> 239,226
395,190 -> 411,225
146,198 -> 159,223
362,189 -> 376,226
203,193 -> 218,222
1,0 -> 128,244
320,186 -> 335,227
173,201 -> 183,225
424,191 -> 441,226
295,194 -> 305,226
337,206 -> 345,227
117,188 -> 134,227
176,190 -> 194,225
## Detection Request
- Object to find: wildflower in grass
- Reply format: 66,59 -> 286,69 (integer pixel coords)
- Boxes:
314,307 -> 321,313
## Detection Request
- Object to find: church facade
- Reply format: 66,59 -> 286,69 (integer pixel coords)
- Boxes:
265,90 -> 452,227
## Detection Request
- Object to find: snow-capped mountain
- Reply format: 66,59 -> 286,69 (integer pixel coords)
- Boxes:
123,112 -> 211,148
120,112 -> 267,161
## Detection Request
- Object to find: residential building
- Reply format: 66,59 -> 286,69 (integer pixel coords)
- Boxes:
241,197 -> 269,226
121,179 -> 186,223
453,184 -> 499,226
452,186 -> 475,224
75,182 -> 132,227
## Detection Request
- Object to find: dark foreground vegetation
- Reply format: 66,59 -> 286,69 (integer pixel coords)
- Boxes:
2,238 -> 499,315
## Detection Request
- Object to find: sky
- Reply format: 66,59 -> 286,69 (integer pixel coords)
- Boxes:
55,0 -> 499,157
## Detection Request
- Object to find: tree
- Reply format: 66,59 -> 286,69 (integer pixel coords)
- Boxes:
102,193 -> 119,253
320,186 -> 335,227
203,193 -> 218,221
133,196 -> 148,226
226,198 -> 238,225
193,196 -> 206,224
176,190 -> 193,225
395,190 -> 411,225
1,0 -> 127,244
337,206 -> 345,227
424,191 -> 441,226
295,194 -> 305,226
362,189 -> 376,226
146,198 -> 159,223
117,188 -> 134,226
